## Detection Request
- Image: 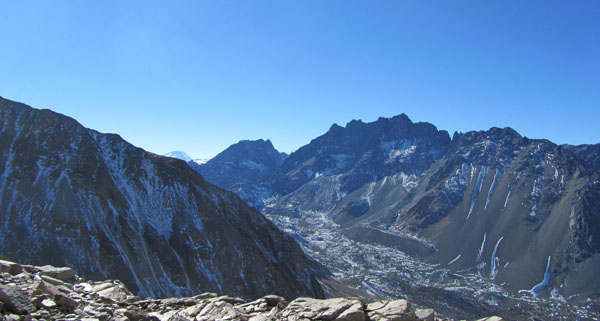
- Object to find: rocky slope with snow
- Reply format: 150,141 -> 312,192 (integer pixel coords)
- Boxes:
0,97 -> 325,300
194,115 -> 600,320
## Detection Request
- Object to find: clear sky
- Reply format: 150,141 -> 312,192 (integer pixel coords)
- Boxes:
1,1 -> 598,159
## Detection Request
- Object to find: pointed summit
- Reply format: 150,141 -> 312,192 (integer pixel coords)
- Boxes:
163,150 -> 193,162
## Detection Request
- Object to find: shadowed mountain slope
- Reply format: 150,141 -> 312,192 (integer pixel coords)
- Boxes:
0,96 -> 326,300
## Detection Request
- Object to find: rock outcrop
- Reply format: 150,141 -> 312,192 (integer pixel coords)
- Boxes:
0,259 -> 504,321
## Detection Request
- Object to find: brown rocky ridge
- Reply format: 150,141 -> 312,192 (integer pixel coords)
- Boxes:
0,258 -> 503,321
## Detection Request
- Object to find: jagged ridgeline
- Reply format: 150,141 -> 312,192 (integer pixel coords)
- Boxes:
192,114 -> 600,307
0,97 -> 326,299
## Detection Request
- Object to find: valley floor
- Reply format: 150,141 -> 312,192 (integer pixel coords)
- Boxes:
265,210 -> 600,321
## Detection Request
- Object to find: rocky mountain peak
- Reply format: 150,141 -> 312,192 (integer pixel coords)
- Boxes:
208,139 -> 283,171
189,139 -> 285,209
0,97 -> 326,300
271,114 -> 451,196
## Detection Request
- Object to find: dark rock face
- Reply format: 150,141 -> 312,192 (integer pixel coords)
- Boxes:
190,139 -> 285,209
0,97 -> 325,300
564,143 -> 600,170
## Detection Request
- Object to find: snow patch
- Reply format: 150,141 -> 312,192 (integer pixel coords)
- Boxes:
503,191 -> 512,209
530,204 -> 537,217
490,236 -> 504,279
193,159 -> 208,165
531,256 -> 552,295
444,163 -> 468,196
467,166 -> 486,219
448,254 -> 461,266
477,233 -> 487,261
484,169 -> 500,210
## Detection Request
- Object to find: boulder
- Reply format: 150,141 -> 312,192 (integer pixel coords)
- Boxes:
415,309 -> 435,321
32,280 -> 61,297
40,274 -> 70,287
0,284 -> 36,315
366,300 -> 417,321
0,260 -> 23,276
27,265 -> 76,281
278,297 -> 365,321
216,295 -> 246,305
39,298 -> 58,309
263,295 -> 287,307
55,293 -> 78,310
93,281 -> 134,303
124,310 -> 161,321
196,299 -> 242,321
194,292 -> 218,300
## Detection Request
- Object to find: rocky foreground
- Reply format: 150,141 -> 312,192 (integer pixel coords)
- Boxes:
0,259 -> 505,321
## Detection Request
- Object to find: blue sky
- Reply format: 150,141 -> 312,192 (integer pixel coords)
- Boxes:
1,1 -> 598,159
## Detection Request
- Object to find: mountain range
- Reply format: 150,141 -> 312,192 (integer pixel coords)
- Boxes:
191,113 -> 600,318
2,95 -> 599,320
0,96 -> 326,300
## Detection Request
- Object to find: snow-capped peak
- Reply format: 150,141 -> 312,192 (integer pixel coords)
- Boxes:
163,151 -> 193,162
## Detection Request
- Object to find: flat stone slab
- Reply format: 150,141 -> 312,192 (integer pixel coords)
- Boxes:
0,284 -> 36,315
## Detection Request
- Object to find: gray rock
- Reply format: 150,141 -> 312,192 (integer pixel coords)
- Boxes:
263,295 -> 287,307
335,301 -> 365,321
124,310 -> 161,321
2,314 -> 21,321
216,295 -> 246,305
194,292 -> 218,300
32,280 -> 61,297
0,284 -> 36,315
196,299 -> 242,321
278,297 -> 364,321
55,293 -> 78,310
40,274 -> 71,287
28,265 -> 76,282
94,282 -> 134,303
367,300 -> 416,321
415,309 -> 435,321
0,260 -> 23,276
40,298 -> 58,309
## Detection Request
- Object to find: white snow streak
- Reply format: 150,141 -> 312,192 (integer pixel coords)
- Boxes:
477,233 -> 487,261
484,169 -> 500,210
504,191 -> 512,209
467,166 -> 486,219
490,236 -> 504,279
447,254 -> 461,266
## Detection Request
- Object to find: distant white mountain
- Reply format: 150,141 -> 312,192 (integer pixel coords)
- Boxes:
163,151 -> 193,162
192,159 -> 209,165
